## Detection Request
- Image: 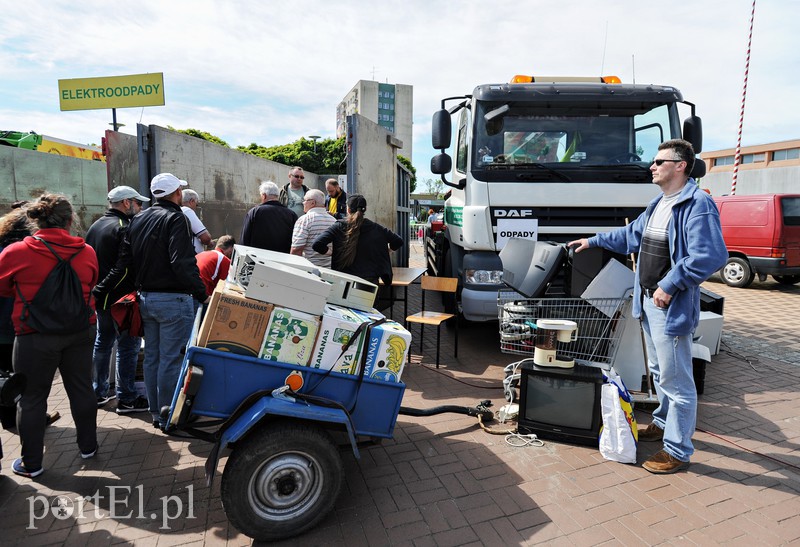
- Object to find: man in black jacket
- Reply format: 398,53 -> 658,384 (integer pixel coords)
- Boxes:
95,173 -> 207,430
324,178 -> 348,219
85,186 -> 149,412
241,181 -> 298,253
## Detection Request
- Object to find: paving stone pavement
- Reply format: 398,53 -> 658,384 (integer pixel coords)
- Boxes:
1,256 -> 799,545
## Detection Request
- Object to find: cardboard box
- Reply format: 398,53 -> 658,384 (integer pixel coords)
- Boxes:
246,259 -> 331,316
198,282 -> 274,357
260,307 -> 321,366
360,320 -> 412,382
309,304 -> 372,374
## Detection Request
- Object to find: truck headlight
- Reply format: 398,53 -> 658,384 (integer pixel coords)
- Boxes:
465,269 -> 503,285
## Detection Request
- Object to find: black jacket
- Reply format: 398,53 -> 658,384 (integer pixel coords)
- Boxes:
240,201 -> 298,253
85,208 -> 134,310
95,200 -> 206,302
324,189 -> 348,219
312,218 -> 403,285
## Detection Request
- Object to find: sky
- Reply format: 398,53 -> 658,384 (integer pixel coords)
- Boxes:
2,0 -> 798,184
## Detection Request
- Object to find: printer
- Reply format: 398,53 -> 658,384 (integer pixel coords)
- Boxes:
228,244 -> 314,289
284,263 -> 378,312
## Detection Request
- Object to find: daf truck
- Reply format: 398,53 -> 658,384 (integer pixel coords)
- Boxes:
428,75 -> 705,321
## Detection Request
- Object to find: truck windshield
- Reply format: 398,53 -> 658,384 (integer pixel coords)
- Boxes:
472,101 -> 674,181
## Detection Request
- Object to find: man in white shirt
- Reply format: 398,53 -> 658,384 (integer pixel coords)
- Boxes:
181,188 -> 212,253
290,189 -> 335,267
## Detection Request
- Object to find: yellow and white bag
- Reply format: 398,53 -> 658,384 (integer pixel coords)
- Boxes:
599,368 -> 638,464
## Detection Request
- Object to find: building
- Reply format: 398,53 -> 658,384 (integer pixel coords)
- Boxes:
699,139 -> 800,196
337,80 -> 413,159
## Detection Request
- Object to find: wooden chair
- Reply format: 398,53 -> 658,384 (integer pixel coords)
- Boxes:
406,276 -> 459,368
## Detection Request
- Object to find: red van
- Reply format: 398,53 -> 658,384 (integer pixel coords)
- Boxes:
713,193 -> 800,287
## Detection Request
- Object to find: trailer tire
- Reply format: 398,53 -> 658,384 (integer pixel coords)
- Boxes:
221,421 -> 343,542
720,257 -> 754,288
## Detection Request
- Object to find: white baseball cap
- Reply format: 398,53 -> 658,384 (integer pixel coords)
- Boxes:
150,173 -> 187,197
107,185 -> 150,203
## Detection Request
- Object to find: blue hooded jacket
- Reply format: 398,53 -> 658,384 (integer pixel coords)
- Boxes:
588,181 -> 727,336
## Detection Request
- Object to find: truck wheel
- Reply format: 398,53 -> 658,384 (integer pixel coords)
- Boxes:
721,257 -> 755,288
221,421 -> 344,542
772,274 -> 800,285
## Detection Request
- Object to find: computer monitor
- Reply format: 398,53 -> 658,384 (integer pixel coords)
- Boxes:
500,239 -> 567,298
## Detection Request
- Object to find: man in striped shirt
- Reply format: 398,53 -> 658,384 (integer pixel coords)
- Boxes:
290,189 -> 336,267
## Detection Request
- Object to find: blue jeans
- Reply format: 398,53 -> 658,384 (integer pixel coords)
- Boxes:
92,308 -> 142,402
641,296 -> 697,462
139,292 -> 195,426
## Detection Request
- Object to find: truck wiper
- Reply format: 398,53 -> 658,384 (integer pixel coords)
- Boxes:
486,162 -> 572,182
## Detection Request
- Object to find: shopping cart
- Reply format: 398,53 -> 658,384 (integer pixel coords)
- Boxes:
497,292 -> 631,369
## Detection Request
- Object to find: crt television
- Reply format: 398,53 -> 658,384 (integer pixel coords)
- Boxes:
518,361 -> 604,446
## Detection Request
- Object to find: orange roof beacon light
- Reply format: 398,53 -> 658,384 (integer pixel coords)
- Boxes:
510,75 -> 622,84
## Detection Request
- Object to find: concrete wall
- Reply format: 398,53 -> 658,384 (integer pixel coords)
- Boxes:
0,145 -> 107,235
347,114 -> 401,233
144,125 -> 321,242
699,165 -> 798,196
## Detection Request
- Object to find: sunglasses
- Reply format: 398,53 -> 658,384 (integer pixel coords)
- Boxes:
653,159 -> 683,166
292,174 -> 305,179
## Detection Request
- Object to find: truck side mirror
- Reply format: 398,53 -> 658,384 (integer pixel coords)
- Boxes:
432,110 -> 452,150
431,153 -> 452,175
683,116 -> 703,153
690,158 -> 706,180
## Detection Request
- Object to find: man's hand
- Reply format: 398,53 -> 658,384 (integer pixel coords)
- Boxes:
567,238 -> 590,253
652,287 -> 672,308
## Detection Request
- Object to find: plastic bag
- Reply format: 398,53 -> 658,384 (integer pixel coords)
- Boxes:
599,368 -> 638,464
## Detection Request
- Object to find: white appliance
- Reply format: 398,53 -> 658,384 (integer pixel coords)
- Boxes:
314,267 -> 378,311
245,259 -> 331,315
228,244 -> 314,289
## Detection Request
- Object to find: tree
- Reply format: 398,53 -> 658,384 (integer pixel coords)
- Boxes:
238,137 -> 346,174
420,177 -> 444,197
397,155 -> 416,193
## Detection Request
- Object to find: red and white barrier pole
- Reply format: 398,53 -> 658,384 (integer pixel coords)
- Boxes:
731,0 -> 757,196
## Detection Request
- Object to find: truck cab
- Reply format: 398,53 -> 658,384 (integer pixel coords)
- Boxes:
429,75 -> 704,321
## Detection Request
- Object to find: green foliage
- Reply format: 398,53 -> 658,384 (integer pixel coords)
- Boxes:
169,127 -> 230,148
420,177 -> 444,197
238,137 -> 347,174
397,155 -> 417,193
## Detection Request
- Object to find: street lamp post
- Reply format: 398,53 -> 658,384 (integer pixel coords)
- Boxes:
309,135 -> 321,153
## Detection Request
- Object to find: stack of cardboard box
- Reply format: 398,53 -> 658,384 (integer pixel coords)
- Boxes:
197,246 -> 411,382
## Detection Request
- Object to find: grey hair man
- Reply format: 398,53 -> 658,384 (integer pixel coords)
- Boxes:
291,188 -> 336,267
181,187 -> 212,253
240,180 -> 298,253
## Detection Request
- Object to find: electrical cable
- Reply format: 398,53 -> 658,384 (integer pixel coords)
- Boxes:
505,432 -> 544,447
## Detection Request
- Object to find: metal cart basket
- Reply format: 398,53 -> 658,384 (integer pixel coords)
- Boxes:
498,292 -> 631,368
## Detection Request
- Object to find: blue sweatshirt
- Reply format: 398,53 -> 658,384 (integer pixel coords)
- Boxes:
589,181 -> 727,336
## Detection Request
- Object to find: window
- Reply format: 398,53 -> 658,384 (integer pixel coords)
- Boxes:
715,156 -> 734,166
773,148 -> 800,161
456,110 -> 469,173
741,153 -> 765,164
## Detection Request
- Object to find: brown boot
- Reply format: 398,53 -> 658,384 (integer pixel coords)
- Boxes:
642,450 -> 690,474
638,422 -> 664,442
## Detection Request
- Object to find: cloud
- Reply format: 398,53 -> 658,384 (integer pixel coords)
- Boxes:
2,0 -> 797,182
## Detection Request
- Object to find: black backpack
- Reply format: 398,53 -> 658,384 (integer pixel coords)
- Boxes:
16,237 -> 93,335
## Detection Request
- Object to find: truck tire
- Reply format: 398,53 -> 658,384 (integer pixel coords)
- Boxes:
221,421 -> 344,542
772,274 -> 800,285
721,257 -> 755,288
441,247 -> 458,314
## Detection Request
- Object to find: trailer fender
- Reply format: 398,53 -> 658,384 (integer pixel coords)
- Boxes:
204,395 -> 360,485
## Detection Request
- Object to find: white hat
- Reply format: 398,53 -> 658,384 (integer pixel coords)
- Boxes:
150,173 -> 187,197
107,185 -> 150,203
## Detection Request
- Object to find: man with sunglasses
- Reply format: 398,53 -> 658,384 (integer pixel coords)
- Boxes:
85,186 -> 150,413
569,139 -> 727,474
279,166 -> 310,216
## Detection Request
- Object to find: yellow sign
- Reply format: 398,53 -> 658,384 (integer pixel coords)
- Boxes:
58,73 -> 165,111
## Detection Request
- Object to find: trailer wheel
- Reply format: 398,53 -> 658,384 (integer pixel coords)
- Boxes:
721,257 -> 755,288
221,421 -> 343,542
772,274 -> 800,285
